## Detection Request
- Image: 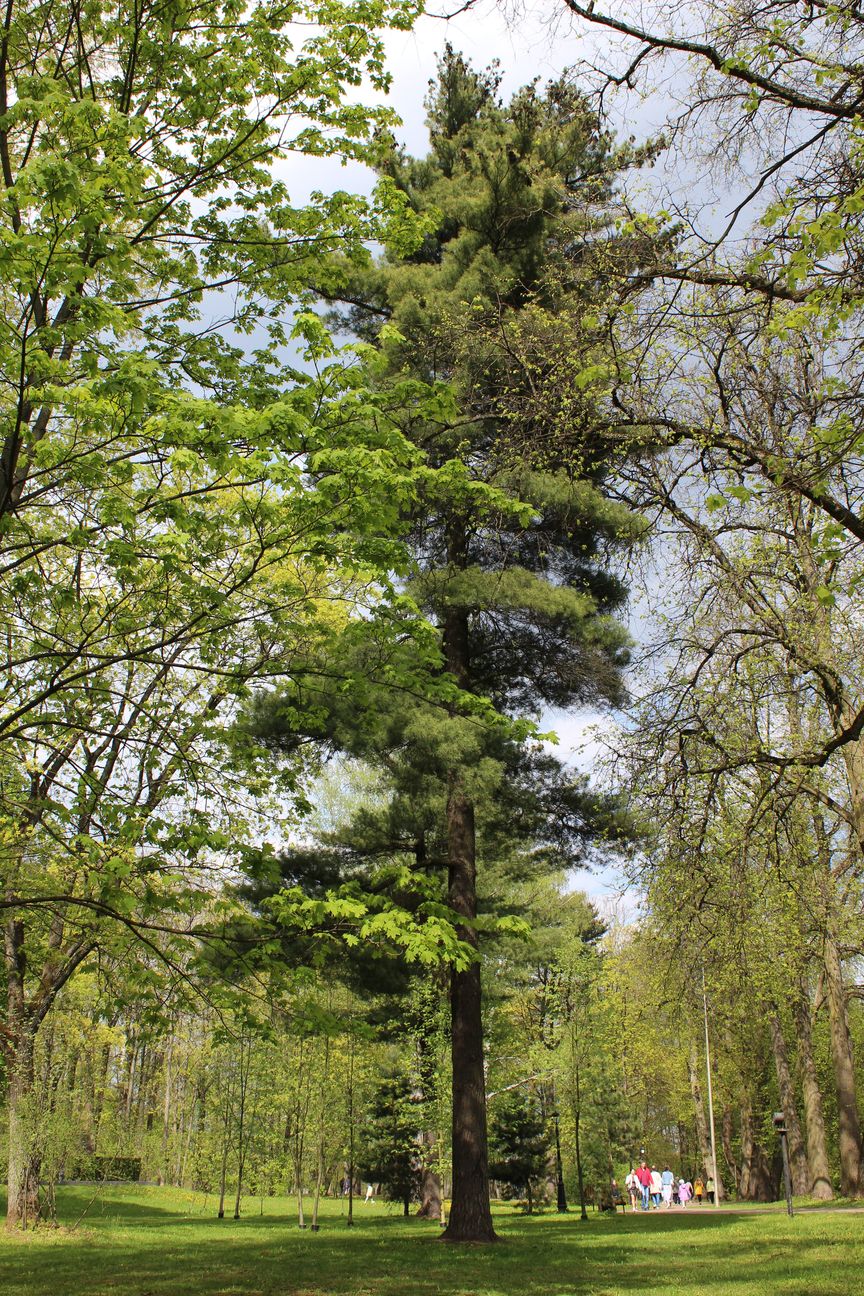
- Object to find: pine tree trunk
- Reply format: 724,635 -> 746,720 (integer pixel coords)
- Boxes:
768,1010 -> 809,1195
824,931 -> 863,1196
793,982 -> 833,1200
440,597 -> 495,1244
441,782 -> 496,1243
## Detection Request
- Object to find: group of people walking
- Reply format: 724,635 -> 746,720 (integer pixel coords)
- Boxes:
625,1162 -> 715,1210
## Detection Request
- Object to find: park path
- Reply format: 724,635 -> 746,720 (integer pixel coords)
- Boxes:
623,1204 -> 864,1217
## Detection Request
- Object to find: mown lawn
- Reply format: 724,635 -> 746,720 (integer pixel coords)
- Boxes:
1,1185 -> 861,1295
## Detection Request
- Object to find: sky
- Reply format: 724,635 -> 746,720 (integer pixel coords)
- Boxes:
284,0 -> 668,205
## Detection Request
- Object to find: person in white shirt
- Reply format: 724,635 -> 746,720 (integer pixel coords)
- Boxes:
650,1167 -> 662,1208
625,1168 -> 640,1210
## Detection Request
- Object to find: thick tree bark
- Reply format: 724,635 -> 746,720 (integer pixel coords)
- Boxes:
768,1010 -> 809,1195
721,1105 -> 739,1196
6,1025 -> 41,1229
738,1100 -> 774,1201
441,782 -> 496,1242
416,1155 -> 443,1220
5,913 -> 40,1229
823,931 -> 863,1196
439,591 -> 495,1244
687,1043 -> 715,1187
793,982 -> 833,1200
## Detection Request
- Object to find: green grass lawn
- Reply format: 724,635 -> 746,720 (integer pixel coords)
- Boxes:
1,1185 -> 861,1296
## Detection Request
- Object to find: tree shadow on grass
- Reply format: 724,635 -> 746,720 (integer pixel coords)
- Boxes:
3,1192 -> 860,1296
3,1202 -> 858,1296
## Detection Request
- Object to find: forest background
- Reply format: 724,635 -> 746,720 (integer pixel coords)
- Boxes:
1,0 -> 863,1246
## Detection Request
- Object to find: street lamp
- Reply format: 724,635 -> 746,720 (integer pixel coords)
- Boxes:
773,1112 -> 794,1218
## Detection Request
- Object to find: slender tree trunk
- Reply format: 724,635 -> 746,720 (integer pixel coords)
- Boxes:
217,1064 -> 233,1220
311,1142 -> 324,1230
573,1101 -> 587,1221
179,1103 -> 195,1188
158,1038 -> 173,1187
346,1032 -> 355,1228
123,1036 -> 138,1126
768,1010 -> 809,1195
554,1107 -> 568,1213
311,1033 -> 330,1231
217,1135 -> 230,1220
136,1044 -> 152,1132
92,1040 -> 113,1152
793,983 -> 833,1200
233,1072 -> 247,1219
823,930 -> 863,1196
296,1169 -> 306,1229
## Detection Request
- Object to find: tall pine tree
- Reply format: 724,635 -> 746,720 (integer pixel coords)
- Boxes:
262,49 -> 654,1241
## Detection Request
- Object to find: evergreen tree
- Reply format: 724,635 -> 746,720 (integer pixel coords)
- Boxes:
359,1068 -> 421,1215
258,48 -> 654,1241
488,1093 -> 550,1214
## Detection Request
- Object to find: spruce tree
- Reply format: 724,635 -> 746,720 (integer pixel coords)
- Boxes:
359,1069 -> 421,1216
488,1093 -> 550,1214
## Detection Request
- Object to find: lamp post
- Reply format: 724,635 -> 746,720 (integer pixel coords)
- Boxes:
773,1112 -> 794,1217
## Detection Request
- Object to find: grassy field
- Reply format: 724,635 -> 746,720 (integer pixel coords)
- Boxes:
1,1185 -> 861,1296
